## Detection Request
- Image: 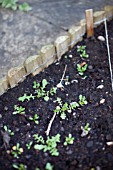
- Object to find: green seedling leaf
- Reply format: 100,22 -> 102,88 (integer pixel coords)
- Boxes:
42,79 -> 48,89
44,96 -> 49,101
33,81 -> 40,89
70,102 -> 79,109
33,134 -> 44,144
34,134 -> 60,156
29,114 -> 39,124
18,94 -> 35,102
12,163 -> 27,170
77,45 -> 86,53
19,2 -> 32,12
79,95 -> 88,106
13,105 -> 25,115
60,112 -> 66,119
4,125 -> 14,136
11,143 -> 23,158
80,50 -> 89,58
34,144 -> 45,150
50,87 -> 57,96
0,0 -> 32,12
26,141 -> 33,150
35,168 -> 40,170
77,63 -> 88,76
64,133 -> 74,146
77,45 -> 89,58
81,123 -> 91,137
45,162 -> 54,170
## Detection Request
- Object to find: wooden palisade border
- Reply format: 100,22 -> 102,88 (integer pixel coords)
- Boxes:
0,5 -> 113,96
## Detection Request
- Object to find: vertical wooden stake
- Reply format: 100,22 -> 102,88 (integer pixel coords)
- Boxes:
85,9 -> 94,37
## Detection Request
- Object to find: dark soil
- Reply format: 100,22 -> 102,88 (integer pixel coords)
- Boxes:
0,19 -> 113,170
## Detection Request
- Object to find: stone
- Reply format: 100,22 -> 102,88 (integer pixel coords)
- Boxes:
97,36 -> 105,41
106,141 -> 113,146
7,65 -> 26,88
24,55 -> 43,76
93,11 -> 105,27
68,26 -> 82,48
69,54 -> 73,58
88,65 -> 93,70
40,44 -> 56,68
0,77 -> 9,95
100,98 -> 105,104
80,19 -> 86,36
97,85 -> 104,89
55,35 -> 70,60
104,6 -> 113,21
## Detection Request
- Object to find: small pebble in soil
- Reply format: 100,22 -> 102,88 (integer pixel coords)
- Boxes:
100,98 -> 105,104
26,132 -> 31,138
55,62 -> 59,65
15,128 -> 19,132
4,106 -> 8,111
65,82 -> 70,85
96,166 -> 101,170
102,147 -> 105,150
97,35 -> 105,41
6,150 -> 11,154
88,65 -> 93,70
44,153 -> 48,157
106,141 -> 113,146
73,112 -> 76,116
73,112 -> 77,118
71,79 -> 78,83
97,85 -> 104,89
86,141 -> 94,148
69,54 -> 73,58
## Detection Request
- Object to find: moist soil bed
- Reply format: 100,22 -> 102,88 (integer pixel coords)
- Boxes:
0,19 -> 113,170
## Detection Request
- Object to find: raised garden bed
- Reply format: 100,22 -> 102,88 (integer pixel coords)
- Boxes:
0,16 -> 113,170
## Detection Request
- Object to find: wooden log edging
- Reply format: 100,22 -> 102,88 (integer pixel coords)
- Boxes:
0,5 -> 113,96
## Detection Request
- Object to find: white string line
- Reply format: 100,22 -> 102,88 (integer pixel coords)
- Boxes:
0,17 -> 109,96
45,112 -> 57,136
94,18 -> 107,26
104,18 -> 113,91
